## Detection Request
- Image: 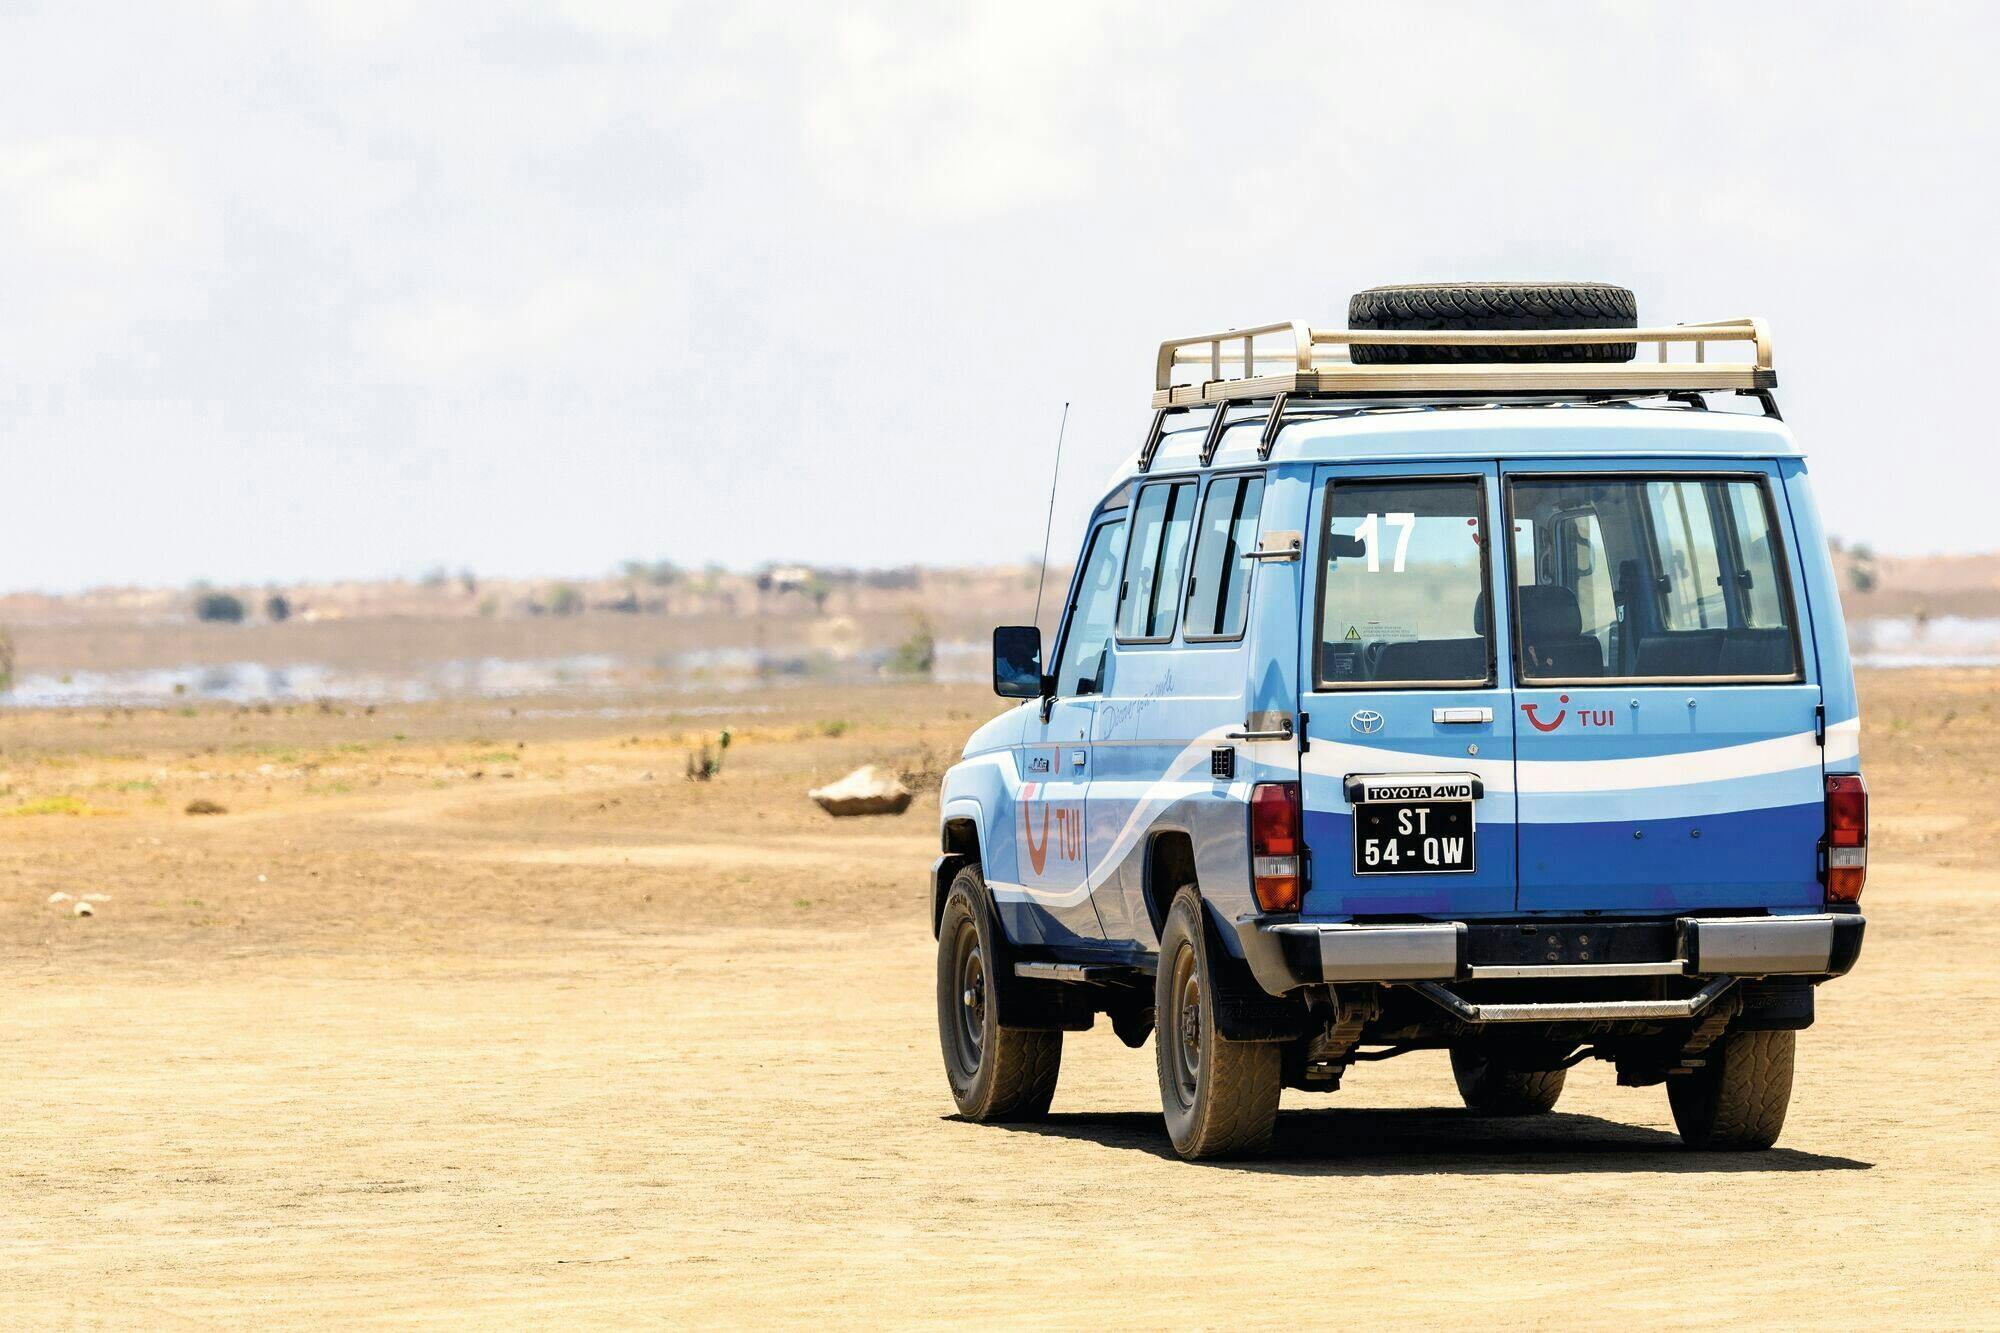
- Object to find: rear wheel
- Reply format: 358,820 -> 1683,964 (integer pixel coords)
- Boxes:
935,867 -> 1061,1121
1668,1029 -> 1795,1150
1450,1046 -> 1567,1115
1155,887 -> 1281,1159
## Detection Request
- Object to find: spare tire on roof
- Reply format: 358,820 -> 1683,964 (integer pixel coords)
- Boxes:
1348,282 -> 1637,364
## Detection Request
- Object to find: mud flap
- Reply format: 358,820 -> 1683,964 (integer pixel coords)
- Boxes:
963,871 -> 1095,1033
1736,979 -> 1815,1032
1199,900 -> 1314,1043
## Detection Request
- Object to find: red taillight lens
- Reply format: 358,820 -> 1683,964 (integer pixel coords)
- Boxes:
1825,773 -> 1868,903
1250,781 -> 1302,912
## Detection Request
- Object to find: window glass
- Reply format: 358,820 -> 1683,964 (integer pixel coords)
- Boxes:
1647,480 -> 1724,630
1053,519 -> 1127,696
1317,478 -> 1491,687
1117,482 -> 1198,641
1183,475 -> 1265,639
1726,483 -> 1786,629
1508,476 -> 1799,682
1513,507 -> 1617,678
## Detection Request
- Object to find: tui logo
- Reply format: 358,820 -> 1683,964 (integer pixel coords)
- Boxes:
1021,782 -> 1054,874
1521,695 -> 1570,732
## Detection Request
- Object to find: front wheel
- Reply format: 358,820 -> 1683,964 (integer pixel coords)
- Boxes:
1154,887 -> 1281,1159
1668,1029 -> 1795,1150
936,867 -> 1061,1121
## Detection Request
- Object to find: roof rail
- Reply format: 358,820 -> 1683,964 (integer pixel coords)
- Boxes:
1151,317 -> 1774,410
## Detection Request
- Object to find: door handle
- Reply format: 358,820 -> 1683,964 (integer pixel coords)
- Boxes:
1433,707 -> 1493,725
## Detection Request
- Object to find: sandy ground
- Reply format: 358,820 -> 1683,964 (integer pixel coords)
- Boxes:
2,673 -> 1998,1327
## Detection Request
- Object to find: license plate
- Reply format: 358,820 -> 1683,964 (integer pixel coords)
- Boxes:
1353,799 -> 1475,875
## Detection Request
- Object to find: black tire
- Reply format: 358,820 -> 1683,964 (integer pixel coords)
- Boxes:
1348,282 -> 1637,364
936,866 -> 1061,1121
1668,1029 -> 1795,1150
1154,887 -> 1281,1159
1450,1046 -> 1567,1115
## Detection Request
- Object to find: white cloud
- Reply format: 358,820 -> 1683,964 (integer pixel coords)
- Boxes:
356,274 -> 666,381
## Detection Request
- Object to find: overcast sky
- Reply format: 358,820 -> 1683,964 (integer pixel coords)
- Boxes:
2,1 -> 1994,592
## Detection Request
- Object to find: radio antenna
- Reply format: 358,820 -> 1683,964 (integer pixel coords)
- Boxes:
1030,401 -> 1070,633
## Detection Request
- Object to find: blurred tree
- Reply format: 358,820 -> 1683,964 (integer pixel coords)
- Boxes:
195,592 -> 246,623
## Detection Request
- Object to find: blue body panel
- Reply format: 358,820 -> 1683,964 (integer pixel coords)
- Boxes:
940,404 -> 1861,958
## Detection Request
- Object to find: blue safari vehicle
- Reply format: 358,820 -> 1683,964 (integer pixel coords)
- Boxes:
933,283 -> 1867,1158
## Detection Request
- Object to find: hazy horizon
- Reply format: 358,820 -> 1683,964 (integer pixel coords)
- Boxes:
5,1 -> 1997,594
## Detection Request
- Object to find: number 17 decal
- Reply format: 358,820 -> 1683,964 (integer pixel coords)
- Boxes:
1355,512 -> 1417,573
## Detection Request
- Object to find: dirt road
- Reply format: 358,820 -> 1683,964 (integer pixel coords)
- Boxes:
2,676 -> 1997,1325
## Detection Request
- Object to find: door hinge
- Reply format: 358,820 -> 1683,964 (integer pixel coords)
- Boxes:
1814,703 -> 1826,747
1296,711 -> 1310,754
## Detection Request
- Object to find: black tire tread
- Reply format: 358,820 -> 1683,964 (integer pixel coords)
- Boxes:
1349,281 -> 1637,364
979,1026 -> 1063,1121
1450,1047 -> 1567,1115
1155,888 -> 1281,1159
1668,1029 -> 1795,1150
936,868 -> 1063,1123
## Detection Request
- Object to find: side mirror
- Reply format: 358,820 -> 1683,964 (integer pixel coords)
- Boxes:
992,625 -> 1049,699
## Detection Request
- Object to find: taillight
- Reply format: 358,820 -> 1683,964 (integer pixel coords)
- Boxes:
1250,781 -> 1302,912
1824,773 -> 1868,903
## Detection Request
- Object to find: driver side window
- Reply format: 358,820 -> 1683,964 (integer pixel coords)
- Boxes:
1054,518 -> 1128,696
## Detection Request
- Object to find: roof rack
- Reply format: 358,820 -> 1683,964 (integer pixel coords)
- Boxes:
1138,317 -> 1779,470
1154,318 -> 1772,407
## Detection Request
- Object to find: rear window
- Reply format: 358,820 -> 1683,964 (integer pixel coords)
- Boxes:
1506,475 -> 1801,683
1315,477 -> 1493,688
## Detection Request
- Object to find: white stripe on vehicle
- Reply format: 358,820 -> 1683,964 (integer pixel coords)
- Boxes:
988,715 -> 1861,908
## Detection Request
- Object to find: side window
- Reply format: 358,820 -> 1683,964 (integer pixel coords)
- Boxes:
1116,481 -> 1197,642
1316,477 -> 1492,687
1183,475 -> 1265,640
1052,519 -> 1128,697
1507,476 -> 1800,682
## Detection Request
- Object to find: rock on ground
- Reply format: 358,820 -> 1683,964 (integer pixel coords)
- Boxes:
809,765 -> 913,817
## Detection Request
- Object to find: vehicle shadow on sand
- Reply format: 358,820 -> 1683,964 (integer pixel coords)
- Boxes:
977,1107 -> 1874,1175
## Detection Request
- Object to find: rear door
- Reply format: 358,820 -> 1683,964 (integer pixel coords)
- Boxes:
1504,463 -> 1824,911
1297,463 -> 1518,916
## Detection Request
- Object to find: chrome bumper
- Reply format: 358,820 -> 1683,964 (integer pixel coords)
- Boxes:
1243,912 -> 1865,1001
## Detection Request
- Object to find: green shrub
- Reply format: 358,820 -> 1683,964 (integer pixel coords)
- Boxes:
889,617 -> 936,676
685,728 -> 732,781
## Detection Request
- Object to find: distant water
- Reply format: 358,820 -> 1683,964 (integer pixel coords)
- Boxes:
1848,615 -> 2000,668
5,623 -> 1981,709
0,641 -> 989,709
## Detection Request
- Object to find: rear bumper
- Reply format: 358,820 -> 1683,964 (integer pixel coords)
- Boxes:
1239,911 -> 1865,996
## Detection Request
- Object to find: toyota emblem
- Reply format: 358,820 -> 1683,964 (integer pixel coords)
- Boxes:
1350,710 -> 1385,735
